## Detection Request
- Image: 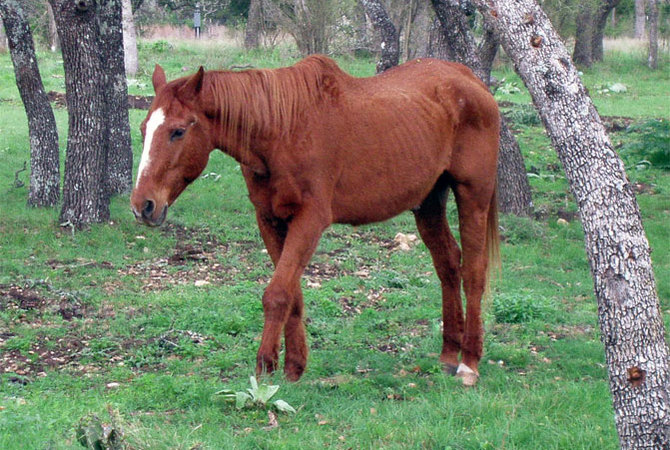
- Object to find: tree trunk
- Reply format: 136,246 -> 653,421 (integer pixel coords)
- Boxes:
472,0 -> 670,447
50,0 -> 110,226
592,0 -> 620,63
360,0 -> 399,73
431,0 -> 533,216
99,0 -> 133,195
479,27 -> 499,81
245,0 -> 261,49
0,0 -> 60,207
647,0 -> 659,69
573,4 -> 594,67
46,0 -> 59,52
634,0 -> 646,39
427,17 -> 452,60
121,0 -> 138,76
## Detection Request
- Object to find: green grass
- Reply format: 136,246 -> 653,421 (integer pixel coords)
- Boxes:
1,43 -> 668,449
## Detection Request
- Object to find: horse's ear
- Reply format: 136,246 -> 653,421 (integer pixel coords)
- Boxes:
178,66 -> 205,100
152,64 -> 167,93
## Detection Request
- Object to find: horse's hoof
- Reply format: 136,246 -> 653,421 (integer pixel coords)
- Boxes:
284,361 -> 305,382
455,363 -> 479,387
443,363 -> 459,376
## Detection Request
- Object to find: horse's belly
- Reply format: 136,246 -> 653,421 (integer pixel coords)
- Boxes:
331,171 -> 440,225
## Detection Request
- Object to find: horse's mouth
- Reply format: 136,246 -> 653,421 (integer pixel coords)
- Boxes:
133,204 -> 168,227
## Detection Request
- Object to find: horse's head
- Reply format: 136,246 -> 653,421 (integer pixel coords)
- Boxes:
131,65 -> 214,226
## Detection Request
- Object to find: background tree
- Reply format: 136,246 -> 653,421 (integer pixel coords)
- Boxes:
430,0 -> 533,216
49,0 -> 132,227
472,0 -> 670,446
244,0 -> 260,48
634,0 -> 646,38
360,0 -> 399,72
100,0 -> 133,195
647,0 -> 659,69
122,0 -> 138,76
573,0 -> 621,67
0,0 -> 60,207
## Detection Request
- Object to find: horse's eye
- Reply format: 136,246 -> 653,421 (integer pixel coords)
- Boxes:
170,128 -> 186,141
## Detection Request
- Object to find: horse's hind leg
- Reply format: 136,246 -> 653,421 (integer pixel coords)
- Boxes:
453,183 -> 495,386
413,180 -> 463,374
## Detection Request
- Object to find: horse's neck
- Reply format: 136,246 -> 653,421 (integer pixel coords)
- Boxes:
209,63 -> 328,160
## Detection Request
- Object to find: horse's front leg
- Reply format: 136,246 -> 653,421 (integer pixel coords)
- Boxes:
255,203 -> 330,380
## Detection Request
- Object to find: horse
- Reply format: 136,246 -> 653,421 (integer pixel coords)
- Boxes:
130,55 -> 500,386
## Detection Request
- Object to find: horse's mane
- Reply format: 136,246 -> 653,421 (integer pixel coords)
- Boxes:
203,55 -> 345,152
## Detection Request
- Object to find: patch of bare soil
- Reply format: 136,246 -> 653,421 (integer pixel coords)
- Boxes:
118,223 -> 254,291
0,283 -> 85,321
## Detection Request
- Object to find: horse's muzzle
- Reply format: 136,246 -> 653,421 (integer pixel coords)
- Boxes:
132,199 -> 168,227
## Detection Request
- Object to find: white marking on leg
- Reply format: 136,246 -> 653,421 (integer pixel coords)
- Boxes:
456,363 -> 476,375
136,108 -> 165,188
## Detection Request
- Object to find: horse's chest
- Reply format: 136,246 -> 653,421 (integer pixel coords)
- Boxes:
245,171 -> 304,221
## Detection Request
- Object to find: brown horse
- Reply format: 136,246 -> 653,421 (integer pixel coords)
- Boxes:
131,55 -> 500,386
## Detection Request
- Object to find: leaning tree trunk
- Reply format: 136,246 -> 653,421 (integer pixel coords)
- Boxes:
360,0 -> 399,73
0,0 -> 60,207
472,0 -> 670,447
99,0 -> 133,195
50,0 -> 110,226
431,0 -> 533,216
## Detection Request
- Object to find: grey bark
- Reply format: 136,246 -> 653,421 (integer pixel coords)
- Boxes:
50,0 -> 111,226
472,0 -> 670,447
0,0 -> 60,207
360,0 -> 399,73
122,0 -> 138,76
431,0 -> 533,216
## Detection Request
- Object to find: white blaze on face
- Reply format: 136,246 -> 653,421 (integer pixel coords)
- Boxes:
136,108 -> 166,188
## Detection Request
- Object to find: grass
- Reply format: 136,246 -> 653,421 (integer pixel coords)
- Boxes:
0,41 -> 668,449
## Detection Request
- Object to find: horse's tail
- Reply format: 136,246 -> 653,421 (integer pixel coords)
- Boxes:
486,185 -> 501,287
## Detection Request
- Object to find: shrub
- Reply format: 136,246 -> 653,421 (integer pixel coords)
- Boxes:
621,119 -> 670,170
492,292 -> 555,324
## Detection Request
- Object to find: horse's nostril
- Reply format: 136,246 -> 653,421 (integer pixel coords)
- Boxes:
142,199 -> 155,217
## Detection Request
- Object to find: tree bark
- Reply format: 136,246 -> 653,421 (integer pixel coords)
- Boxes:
50,0 -> 111,226
244,0 -> 261,49
431,0 -> 533,216
0,0 -> 60,207
360,0 -> 399,73
634,0 -> 646,39
99,0 -> 133,195
472,0 -> 670,447
647,0 -> 659,69
122,0 -> 138,76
